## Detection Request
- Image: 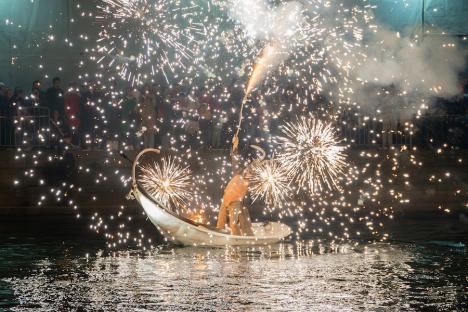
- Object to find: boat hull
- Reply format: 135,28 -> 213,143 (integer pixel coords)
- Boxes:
135,189 -> 291,247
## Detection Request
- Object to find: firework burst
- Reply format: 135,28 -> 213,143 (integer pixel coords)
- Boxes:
138,156 -> 193,209
247,159 -> 292,208
276,116 -> 348,194
205,0 -> 373,107
93,0 -> 205,85
11,0 -> 442,249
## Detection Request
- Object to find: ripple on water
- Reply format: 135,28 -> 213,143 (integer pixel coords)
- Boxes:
0,241 -> 467,311
0,242 -> 467,311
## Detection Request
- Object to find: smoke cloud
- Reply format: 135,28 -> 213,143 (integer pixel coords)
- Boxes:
355,28 -> 466,99
228,0 -> 466,116
228,0 -> 304,93
228,0 -> 303,41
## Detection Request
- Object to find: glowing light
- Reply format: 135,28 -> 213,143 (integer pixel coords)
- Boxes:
276,116 -> 348,194
247,159 -> 291,207
94,0 -> 205,85
138,156 -> 193,210
11,0 -> 458,248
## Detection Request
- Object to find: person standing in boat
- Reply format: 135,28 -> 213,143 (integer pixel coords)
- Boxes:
216,135 -> 254,236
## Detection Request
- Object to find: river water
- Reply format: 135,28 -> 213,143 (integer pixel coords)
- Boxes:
0,217 -> 467,311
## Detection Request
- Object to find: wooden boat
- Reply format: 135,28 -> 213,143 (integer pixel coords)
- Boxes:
130,148 -> 292,247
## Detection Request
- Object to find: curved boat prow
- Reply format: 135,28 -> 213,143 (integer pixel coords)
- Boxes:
131,148 -> 292,247
134,188 -> 291,247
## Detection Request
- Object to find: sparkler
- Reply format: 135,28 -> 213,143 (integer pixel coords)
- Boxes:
138,156 -> 193,209
244,41 -> 282,99
236,41 -> 282,137
276,116 -> 348,194
247,159 -> 292,208
231,0 -> 371,138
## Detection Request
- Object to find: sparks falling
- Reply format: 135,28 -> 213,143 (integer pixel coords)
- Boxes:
247,159 -> 291,208
93,0 -> 205,85
276,116 -> 348,194
11,0 -> 460,249
138,156 -> 193,210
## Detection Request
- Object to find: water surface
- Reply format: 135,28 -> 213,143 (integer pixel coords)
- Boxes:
0,217 -> 466,311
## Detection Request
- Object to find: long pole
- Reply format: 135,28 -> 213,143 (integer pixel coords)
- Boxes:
235,94 -> 248,138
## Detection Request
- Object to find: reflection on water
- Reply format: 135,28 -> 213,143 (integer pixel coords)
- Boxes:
1,237 -> 467,311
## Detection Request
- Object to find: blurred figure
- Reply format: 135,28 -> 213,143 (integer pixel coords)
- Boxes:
185,95 -> 200,149
9,88 -> 30,147
380,86 -> 398,148
170,85 -> 187,123
106,99 -> 121,152
212,110 -> 227,149
9,87 -> 28,108
45,77 -> 64,123
198,102 -> 212,149
80,84 -> 102,149
10,87 -> 30,119
160,89 -> 175,150
64,83 -> 82,146
120,87 -> 139,150
210,87 -> 224,149
197,86 -> 214,149
0,82 -> 8,115
31,80 -> 45,106
30,80 -> 50,147
0,82 -> 11,148
154,87 -> 166,147
139,84 -> 157,148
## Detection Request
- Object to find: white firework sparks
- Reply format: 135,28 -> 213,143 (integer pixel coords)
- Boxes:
204,0 -> 373,106
94,0 -> 205,85
12,0 -> 451,248
276,116 -> 348,194
138,156 -> 193,209
247,159 -> 292,208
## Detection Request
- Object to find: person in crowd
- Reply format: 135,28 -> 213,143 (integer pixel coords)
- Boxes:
212,109 -> 227,149
210,86 -> 225,149
380,86 -> 398,148
120,87 -> 139,149
198,102 -> 212,148
45,77 -> 65,123
160,89 -> 175,150
9,87 -> 31,118
185,94 -> 200,149
106,97 -> 121,151
0,83 -> 13,147
168,86 -> 189,146
169,84 -> 186,123
64,83 -> 82,146
29,80 -> 51,147
139,84 -> 157,148
0,82 -> 9,115
31,80 -> 45,106
154,87 -> 166,147
197,87 -> 213,149
80,84 -> 102,149
257,99 -> 272,151
9,88 -> 31,146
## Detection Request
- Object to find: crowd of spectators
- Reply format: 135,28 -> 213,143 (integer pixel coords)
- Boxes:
1,76 -> 467,151
1,77 -> 72,148
0,77 -> 271,151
